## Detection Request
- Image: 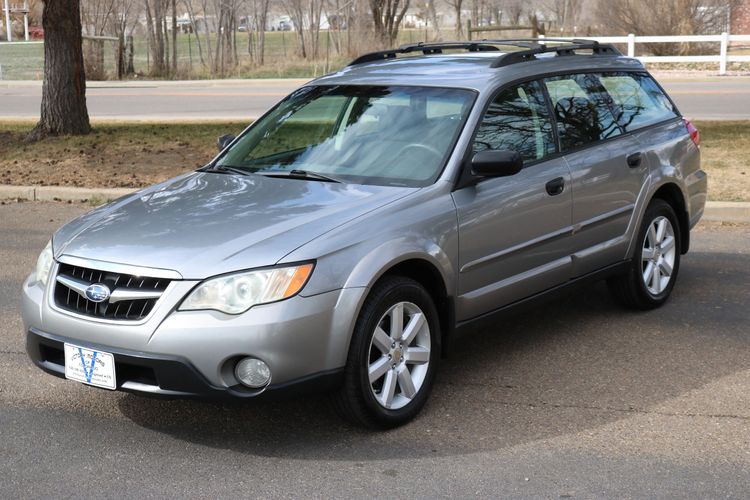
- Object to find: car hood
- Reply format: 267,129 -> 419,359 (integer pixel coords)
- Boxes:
54,172 -> 416,279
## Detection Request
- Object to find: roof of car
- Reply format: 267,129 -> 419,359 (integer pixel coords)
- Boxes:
312,49 -> 645,93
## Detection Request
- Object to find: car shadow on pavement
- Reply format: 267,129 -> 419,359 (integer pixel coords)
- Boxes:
117,250 -> 750,461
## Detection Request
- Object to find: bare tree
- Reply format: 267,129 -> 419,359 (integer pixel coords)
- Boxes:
28,0 -> 91,140
425,0 -> 442,39
112,0 -> 138,77
505,0 -> 524,25
171,0 -> 177,74
210,0 -> 239,75
370,0 -> 410,46
445,0 -> 463,36
247,0 -> 271,64
307,0 -> 325,59
284,0 -> 308,57
596,0 -> 737,55
184,0 -> 208,67
544,0 -> 583,32
143,0 -> 167,74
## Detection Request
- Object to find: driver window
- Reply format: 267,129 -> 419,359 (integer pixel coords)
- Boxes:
473,81 -> 556,163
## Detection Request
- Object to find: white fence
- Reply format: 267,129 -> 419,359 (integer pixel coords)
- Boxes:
542,33 -> 750,74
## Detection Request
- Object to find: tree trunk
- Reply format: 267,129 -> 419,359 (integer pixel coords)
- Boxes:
126,35 -> 135,75
171,0 -> 177,74
454,0 -> 463,38
28,0 -> 91,140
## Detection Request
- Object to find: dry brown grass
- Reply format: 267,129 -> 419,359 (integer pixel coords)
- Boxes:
695,121 -> 750,202
0,121 -> 247,188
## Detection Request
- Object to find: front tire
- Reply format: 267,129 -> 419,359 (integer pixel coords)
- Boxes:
608,198 -> 681,309
332,276 -> 440,429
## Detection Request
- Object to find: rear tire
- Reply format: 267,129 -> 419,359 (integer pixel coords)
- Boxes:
608,198 -> 681,310
332,276 -> 440,429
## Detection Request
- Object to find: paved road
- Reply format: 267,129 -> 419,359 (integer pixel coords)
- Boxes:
1,202 -> 749,497
1,77 -> 749,121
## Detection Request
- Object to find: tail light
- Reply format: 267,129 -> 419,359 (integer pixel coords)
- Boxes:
684,118 -> 700,147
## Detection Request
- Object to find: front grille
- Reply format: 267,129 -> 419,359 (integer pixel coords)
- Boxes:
54,263 -> 171,321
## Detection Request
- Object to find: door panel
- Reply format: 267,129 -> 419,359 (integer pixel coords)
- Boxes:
453,80 -> 574,321
453,161 -> 573,321
543,72 -> 652,277
563,135 -> 649,275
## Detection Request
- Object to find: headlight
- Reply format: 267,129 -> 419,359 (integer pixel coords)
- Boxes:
35,240 -> 54,286
179,263 -> 314,314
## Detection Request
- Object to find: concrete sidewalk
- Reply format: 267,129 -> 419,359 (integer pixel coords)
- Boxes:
1,184 -> 748,223
0,185 -> 132,203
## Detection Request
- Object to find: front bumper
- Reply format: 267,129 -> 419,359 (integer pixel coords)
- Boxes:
22,265 -> 366,398
26,328 -> 343,399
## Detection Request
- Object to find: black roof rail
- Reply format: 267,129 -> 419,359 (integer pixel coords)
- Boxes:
347,41 -> 504,66
489,39 -> 622,68
346,38 -> 622,68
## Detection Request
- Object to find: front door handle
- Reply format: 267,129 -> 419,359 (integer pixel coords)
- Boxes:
545,177 -> 565,196
627,152 -> 643,168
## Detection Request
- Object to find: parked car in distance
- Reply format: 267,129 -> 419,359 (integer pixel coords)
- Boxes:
23,39 -> 707,429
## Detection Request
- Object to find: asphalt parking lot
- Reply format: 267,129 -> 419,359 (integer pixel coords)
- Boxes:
1,202 -> 749,498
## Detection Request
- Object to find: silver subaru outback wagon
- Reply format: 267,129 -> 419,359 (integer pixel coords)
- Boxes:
23,39 -> 707,428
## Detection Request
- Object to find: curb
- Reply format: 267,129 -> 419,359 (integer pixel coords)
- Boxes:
1,184 -> 749,222
701,201 -> 750,223
0,185 -> 134,202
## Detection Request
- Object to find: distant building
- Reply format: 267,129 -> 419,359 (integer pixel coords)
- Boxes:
732,0 -> 750,34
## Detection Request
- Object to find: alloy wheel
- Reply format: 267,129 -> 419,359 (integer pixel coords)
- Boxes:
641,215 -> 676,296
367,301 -> 431,410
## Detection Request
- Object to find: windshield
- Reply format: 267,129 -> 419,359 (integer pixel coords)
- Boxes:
215,85 -> 476,187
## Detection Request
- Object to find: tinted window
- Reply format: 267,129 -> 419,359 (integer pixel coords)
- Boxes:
544,74 -> 622,151
473,81 -> 556,162
599,73 -> 678,131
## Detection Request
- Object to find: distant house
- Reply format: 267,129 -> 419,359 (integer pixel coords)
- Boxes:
732,0 -> 750,34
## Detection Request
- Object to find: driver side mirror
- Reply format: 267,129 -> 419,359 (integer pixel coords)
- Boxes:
471,150 -> 523,178
217,134 -> 236,151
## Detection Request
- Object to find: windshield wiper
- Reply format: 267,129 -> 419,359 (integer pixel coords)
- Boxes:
208,165 -> 252,176
258,169 -> 343,183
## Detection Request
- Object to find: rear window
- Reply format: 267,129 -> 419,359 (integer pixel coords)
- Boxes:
599,73 -> 678,131
544,74 -> 622,151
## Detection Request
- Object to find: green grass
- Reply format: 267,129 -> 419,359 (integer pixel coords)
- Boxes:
0,41 -> 45,79
0,29 -> 443,80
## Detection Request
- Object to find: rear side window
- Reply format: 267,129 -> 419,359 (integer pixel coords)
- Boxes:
473,81 -> 556,162
544,74 -> 622,151
599,73 -> 678,131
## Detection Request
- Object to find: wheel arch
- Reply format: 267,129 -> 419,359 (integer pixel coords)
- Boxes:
650,182 -> 690,254
379,259 -> 454,357
350,254 -> 455,360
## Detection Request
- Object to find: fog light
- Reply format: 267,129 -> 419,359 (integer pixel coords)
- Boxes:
235,357 -> 271,388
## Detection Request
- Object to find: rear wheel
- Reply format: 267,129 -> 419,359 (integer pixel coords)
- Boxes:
608,198 -> 681,309
332,276 -> 440,429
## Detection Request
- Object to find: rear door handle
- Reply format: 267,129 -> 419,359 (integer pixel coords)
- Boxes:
627,152 -> 643,168
545,177 -> 565,196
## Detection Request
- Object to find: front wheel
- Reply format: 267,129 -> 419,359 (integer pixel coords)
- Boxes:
332,276 -> 440,429
608,198 -> 681,309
